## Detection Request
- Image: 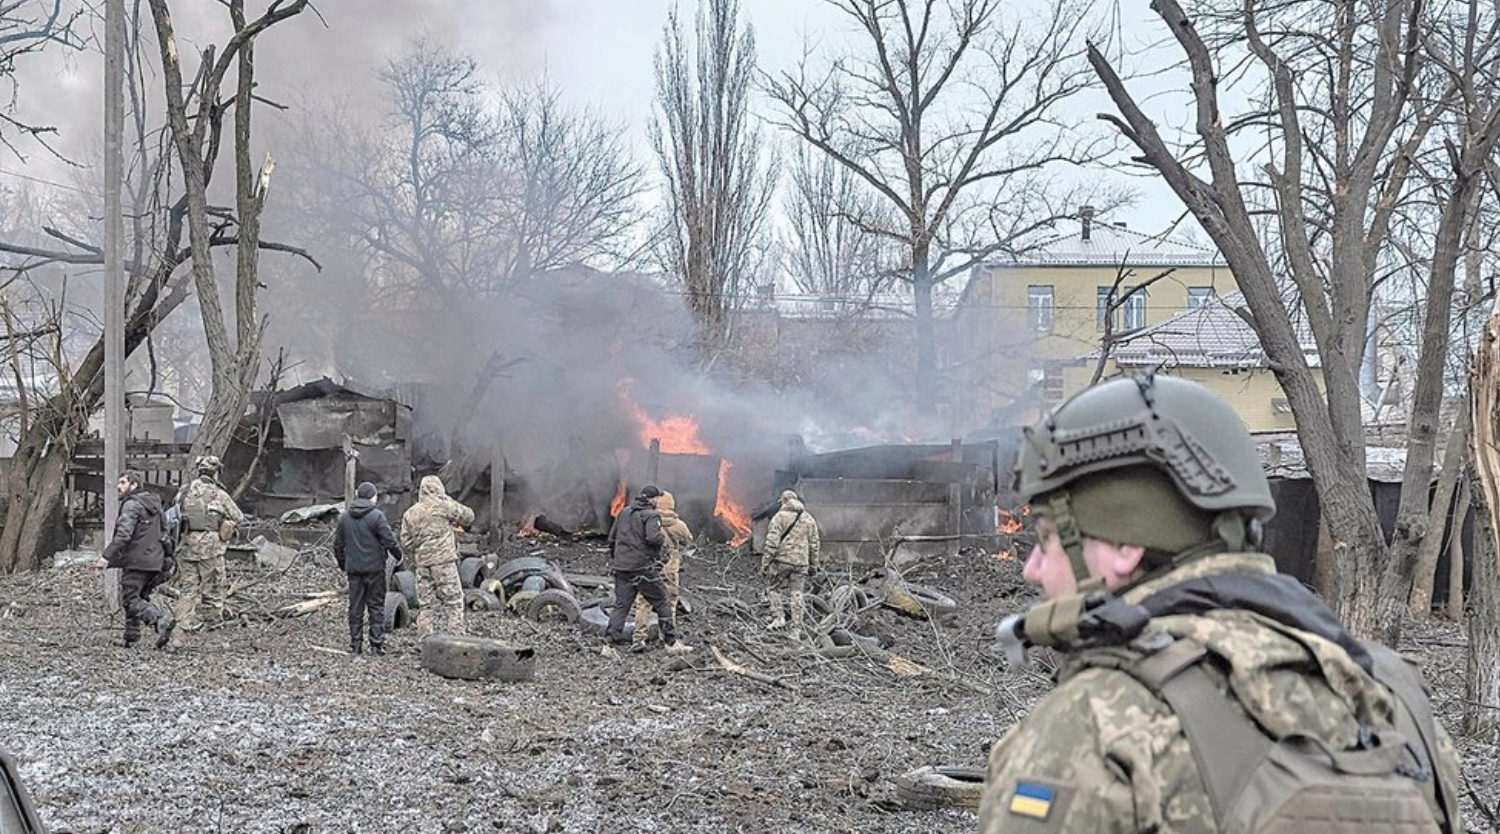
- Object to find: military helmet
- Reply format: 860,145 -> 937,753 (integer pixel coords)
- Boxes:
1014,372 -> 1272,555
1016,373 -> 1274,523
194,454 -> 223,474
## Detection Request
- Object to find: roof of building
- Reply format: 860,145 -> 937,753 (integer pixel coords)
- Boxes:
1100,291 -> 1319,371
987,223 -> 1226,268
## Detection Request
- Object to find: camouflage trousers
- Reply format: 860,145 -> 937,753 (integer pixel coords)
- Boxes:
415,560 -> 465,639
766,563 -> 807,631
172,555 -> 226,631
632,549 -> 681,643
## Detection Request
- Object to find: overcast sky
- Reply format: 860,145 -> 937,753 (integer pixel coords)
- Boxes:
2,0 -> 1194,240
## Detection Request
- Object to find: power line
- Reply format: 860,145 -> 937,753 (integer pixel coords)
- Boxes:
0,166 -> 94,196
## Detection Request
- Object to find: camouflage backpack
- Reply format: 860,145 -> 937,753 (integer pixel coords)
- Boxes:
1092,636 -> 1462,834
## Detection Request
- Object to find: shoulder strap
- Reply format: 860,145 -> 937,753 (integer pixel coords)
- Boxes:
1129,638 -> 1274,823
1363,641 -> 1462,832
776,511 -> 804,547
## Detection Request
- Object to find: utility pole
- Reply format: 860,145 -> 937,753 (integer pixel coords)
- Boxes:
102,0 -> 125,605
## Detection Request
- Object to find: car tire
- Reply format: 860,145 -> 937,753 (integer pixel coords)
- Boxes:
420,634 -> 535,682
463,588 -> 503,612
526,589 -> 582,624
383,591 -> 410,631
458,557 -> 487,589
892,765 -> 987,811
391,569 -> 420,609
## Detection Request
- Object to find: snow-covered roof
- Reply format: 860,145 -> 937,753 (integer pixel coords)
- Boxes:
988,224 -> 1226,268
1101,291 -> 1318,371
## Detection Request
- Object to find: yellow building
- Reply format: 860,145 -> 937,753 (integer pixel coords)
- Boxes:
950,208 -> 1311,433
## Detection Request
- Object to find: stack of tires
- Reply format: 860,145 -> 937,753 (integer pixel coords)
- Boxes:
384,556 -> 418,632
455,555 -> 582,625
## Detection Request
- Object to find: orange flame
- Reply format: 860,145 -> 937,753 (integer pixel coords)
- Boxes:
996,507 -> 1032,534
610,480 -> 627,518
994,549 -> 1016,561
518,514 -> 539,538
617,383 -> 751,544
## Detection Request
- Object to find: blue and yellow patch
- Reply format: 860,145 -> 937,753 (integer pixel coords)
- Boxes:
1008,781 -> 1056,820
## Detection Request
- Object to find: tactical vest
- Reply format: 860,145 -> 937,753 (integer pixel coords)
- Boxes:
180,483 -> 220,532
1081,635 -> 1461,834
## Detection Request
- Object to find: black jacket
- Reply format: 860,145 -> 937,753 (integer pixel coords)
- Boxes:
607,497 -> 664,573
103,491 -> 166,572
334,498 -> 403,575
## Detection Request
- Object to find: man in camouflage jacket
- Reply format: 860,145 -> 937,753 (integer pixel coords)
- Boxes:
399,475 -> 474,639
170,455 -> 243,637
761,490 -> 820,639
978,374 -> 1464,833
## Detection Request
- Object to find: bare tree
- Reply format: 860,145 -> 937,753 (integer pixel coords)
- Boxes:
652,0 -> 776,357
146,0 -> 311,460
0,0 -> 85,158
1088,0 -> 1500,640
767,0 -> 1117,403
0,0 -> 314,571
290,40 -> 645,328
780,144 -> 897,302
496,78 -> 647,284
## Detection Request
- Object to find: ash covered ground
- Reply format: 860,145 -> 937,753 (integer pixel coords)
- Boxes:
0,536 -> 1495,834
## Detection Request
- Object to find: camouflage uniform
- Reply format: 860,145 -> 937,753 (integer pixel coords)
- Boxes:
978,551 -> 1465,833
171,473 -> 243,631
980,373 -> 1462,833
400,475 -> 474,639
632,491 -> 692,645
761,491 -> 820,634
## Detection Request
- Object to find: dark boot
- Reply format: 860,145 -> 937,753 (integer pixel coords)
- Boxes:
351,641 -> 364,655
153,605 -> 177,650
370,642 -> 386,656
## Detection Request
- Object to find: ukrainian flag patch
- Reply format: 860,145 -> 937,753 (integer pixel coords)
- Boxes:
1008,781 -> 1056,820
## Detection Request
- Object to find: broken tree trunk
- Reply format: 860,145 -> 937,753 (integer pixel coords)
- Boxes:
1465,303 -> 1500,742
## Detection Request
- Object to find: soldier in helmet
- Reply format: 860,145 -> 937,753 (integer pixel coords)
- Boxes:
169,455 -> 244,640
978,373 -> 1463,834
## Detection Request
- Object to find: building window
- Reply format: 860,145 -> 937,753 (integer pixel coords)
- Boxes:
1028,364 -> 1065,404
1096,286 -> 1116,330
1187,286 -> 1214,310
1042,364 -> 1065,404
1028,285 -> 1054,334
1121,286 -> 1148,330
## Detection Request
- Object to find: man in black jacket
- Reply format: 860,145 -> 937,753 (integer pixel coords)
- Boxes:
604,484 -> 691,654
94,470 -> 177,649
334,482 -> 404,655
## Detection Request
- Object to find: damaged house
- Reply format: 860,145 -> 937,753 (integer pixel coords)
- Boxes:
225,377 -> 414,518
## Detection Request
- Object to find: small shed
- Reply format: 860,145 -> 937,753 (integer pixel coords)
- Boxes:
226,378 -> 414,518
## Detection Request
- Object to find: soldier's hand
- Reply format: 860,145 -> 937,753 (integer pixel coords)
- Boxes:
92,557 -> 108,570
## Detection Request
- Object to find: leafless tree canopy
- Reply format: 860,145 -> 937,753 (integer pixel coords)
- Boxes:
779,144 -> 899,302
1088,0 -> 1500,641
765,0 -> 1119,402
0,0 -> 85,159
651,0 -> 776,355
294,38 -> 646,322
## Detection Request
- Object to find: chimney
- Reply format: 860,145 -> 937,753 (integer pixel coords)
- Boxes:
1080,205 -> 1095,241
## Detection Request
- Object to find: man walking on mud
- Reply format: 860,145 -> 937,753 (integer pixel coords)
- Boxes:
400,475 -> 474,639
606,484 -> 692,654
95,470 -> 176,649
170,455 -> 242,642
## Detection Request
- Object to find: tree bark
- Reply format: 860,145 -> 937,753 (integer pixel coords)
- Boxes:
1447,475 -> 1469,621
1466,305 -> 1500,741
1409,403 -> 1470,617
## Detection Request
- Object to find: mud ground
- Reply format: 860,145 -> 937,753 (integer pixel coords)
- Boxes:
0,535 -> 1495,834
